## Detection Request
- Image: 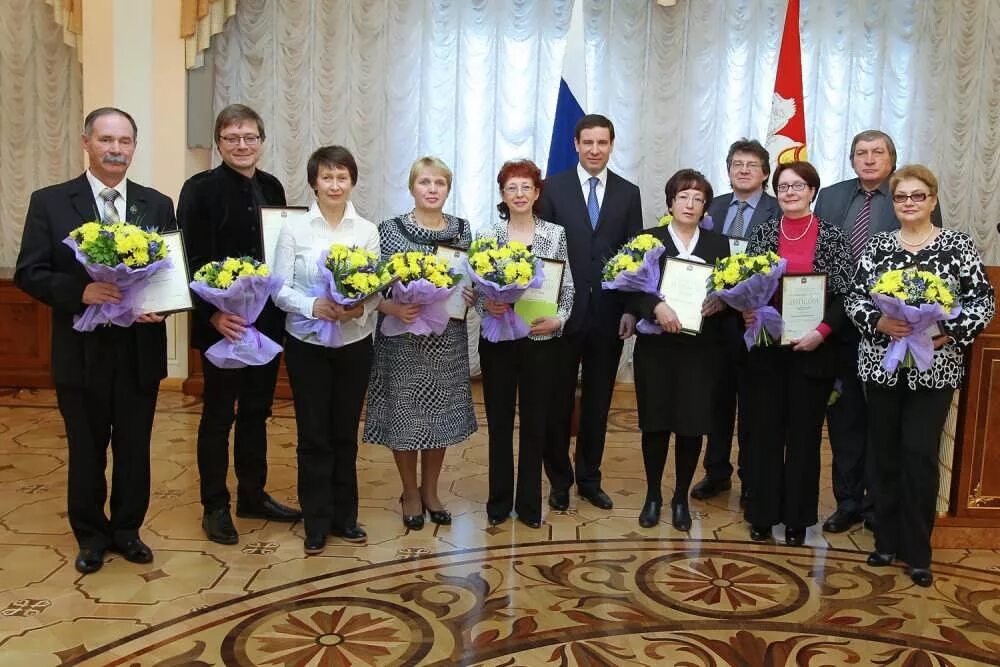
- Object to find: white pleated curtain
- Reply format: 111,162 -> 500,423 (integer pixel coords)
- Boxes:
210,0 -> 1000,265
0,0 -> 83,267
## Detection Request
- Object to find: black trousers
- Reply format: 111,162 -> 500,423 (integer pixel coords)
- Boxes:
197,352 -> 281,511
866,383 -> 953,569
703,357 -> 750,484
481,337 -> 558,522
284,335 -> 372,535
544,328 -> 623,494
55,328 -> 158,550
744,346 -> 832,530
825,338 -> 872,516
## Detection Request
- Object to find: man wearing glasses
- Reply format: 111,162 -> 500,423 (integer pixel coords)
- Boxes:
179,104 -> 300,545
693,139 -> 781,505
813,129 -> 941,535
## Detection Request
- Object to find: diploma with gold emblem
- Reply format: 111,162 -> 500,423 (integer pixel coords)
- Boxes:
435,244 -> 471,320
138,230 -> 194,314
659,257 -> 713,334
260,206 -> 308,267
780,273 -> 827,345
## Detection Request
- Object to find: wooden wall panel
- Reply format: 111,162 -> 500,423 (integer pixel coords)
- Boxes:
0,274 -> 52,388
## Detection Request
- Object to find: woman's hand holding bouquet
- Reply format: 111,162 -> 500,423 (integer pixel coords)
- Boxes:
466,237 -> 544,342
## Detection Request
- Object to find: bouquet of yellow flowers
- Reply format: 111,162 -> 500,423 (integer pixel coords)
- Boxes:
191,257 -> 284,368
381,251 -> 460,336
869,267 -> 961,371
466,237 -> 544,341
601,233 -> 667,335
709,251 -> 787,348
63,220 -> 172,331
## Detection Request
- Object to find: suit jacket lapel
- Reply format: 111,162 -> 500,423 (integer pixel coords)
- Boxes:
595,172 -> 619,233
69,173 -> 99,223
125,180 -> 147,226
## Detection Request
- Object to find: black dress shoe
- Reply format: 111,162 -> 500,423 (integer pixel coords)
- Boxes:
785,527 -> 805,547
518,516 -> 541,529
909,568 -> 933,587
822,509 -> 862,533
579,488 -> 614,510
867,551 -> 895,567
690,477 -> 731,501
203,507 -> 239,545
548,489 -> 570,511
304,532 -> 326,555
330,525 -> 367,543
638,499 -> 662,528
423,504 -> 452,526
400,497 -> 424,530
487,513 -> 508,526
671,500 -> 692,532
75,547 -> 106,574
236,494 -> 302,522
110,538 -> 153,564
749,525 -> 772,542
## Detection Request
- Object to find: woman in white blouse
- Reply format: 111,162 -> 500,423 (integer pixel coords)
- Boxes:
273,146 -> 380,555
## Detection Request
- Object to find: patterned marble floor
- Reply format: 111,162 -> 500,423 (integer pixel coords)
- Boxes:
0,386 -> 998,666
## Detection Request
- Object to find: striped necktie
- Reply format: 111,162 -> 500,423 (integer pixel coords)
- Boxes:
849,190 -> 874,262
730,200 -> 749,237
99,187 -> 121,223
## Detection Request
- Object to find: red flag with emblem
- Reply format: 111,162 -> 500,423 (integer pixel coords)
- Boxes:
765,0 -> 807,164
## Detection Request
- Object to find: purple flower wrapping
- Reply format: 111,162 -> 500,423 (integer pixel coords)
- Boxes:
870,292 -> 962,373
602,247 -> 666,336
63,237 -> 173,332
295,252 -> 384,348
189,274 -> 285,368
380,278 -> 455,337
468,259 -> 545,342
712,257 -> 787,350
699,214 -> 715,231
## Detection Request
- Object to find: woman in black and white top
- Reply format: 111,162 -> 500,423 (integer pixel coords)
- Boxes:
845,164 -> 995,587
477,159 -> 574,529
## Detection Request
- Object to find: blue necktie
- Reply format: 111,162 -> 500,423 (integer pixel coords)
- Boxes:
587,176 -> 600,229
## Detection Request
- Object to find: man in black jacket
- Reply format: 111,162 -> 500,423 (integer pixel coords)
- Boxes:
15,107 -> 175,574
538,114 -> 644,511
178,104 -> 300,545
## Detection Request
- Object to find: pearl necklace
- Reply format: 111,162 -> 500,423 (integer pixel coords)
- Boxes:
897,226 -> 935,248
780,214 -> 814,241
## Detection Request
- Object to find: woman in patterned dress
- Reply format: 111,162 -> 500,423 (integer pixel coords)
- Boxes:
742,161 -> 854,547
477,159 -> 574,529
364,157 -> 477,530
845,164 -> 994,587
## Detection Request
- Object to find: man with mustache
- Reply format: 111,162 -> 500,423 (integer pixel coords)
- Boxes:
15,107 -> 176,574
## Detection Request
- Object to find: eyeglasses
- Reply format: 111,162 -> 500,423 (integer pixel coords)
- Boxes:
892,192 -> 930,203
775,182 -> 809,193
730,160 -> 761,170
503,184 -> 535,195
219,134 -> 261,146
674,193 -> 705,205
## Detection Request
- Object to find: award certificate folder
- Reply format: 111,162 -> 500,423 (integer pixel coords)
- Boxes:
659,257 -> 713,334
260,206 -> 308,267
514,258 -> 565,324
139,230 -> 194,315
780,273 -> 827,345
435,244 -> 471,321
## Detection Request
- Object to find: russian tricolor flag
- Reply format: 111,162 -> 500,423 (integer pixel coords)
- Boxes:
545,1 -> 587,176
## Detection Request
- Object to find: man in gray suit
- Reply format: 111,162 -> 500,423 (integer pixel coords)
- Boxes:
692,138 -> 780,503
813,129 -> 942,534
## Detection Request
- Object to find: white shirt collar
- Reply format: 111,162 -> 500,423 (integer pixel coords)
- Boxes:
577,163 -> 608,187
668,224 -> 704,262
305,200 -> 362,228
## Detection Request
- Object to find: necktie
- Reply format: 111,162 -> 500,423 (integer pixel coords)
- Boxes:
99,187 -> 121,223
587,176 -> 600,229
730,200 -> 749,237
849,190 -> 875,262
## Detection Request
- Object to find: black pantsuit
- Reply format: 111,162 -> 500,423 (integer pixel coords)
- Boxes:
745,346 -> 833,530
284,335 -> 372,535
825,335 -> 871,516
866,384 -> 953,569
481,337 -> 559,523
197,354 -> 282,510
54,327 -> 158,550
703,330 -> 750,484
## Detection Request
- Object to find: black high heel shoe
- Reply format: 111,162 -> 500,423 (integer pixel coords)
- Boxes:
399,496 -> 424,530
423,503 -> 452,526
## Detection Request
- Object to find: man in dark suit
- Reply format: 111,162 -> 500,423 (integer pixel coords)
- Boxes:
813,129 -> 943,534
178,104 -> 300,545
538,114 -> 644,511
14,107 -> 175,574
692,139 -> 781,503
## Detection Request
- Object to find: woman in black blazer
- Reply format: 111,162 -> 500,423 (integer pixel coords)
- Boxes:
743,161 -> 853,546
631,169 -> 730,531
